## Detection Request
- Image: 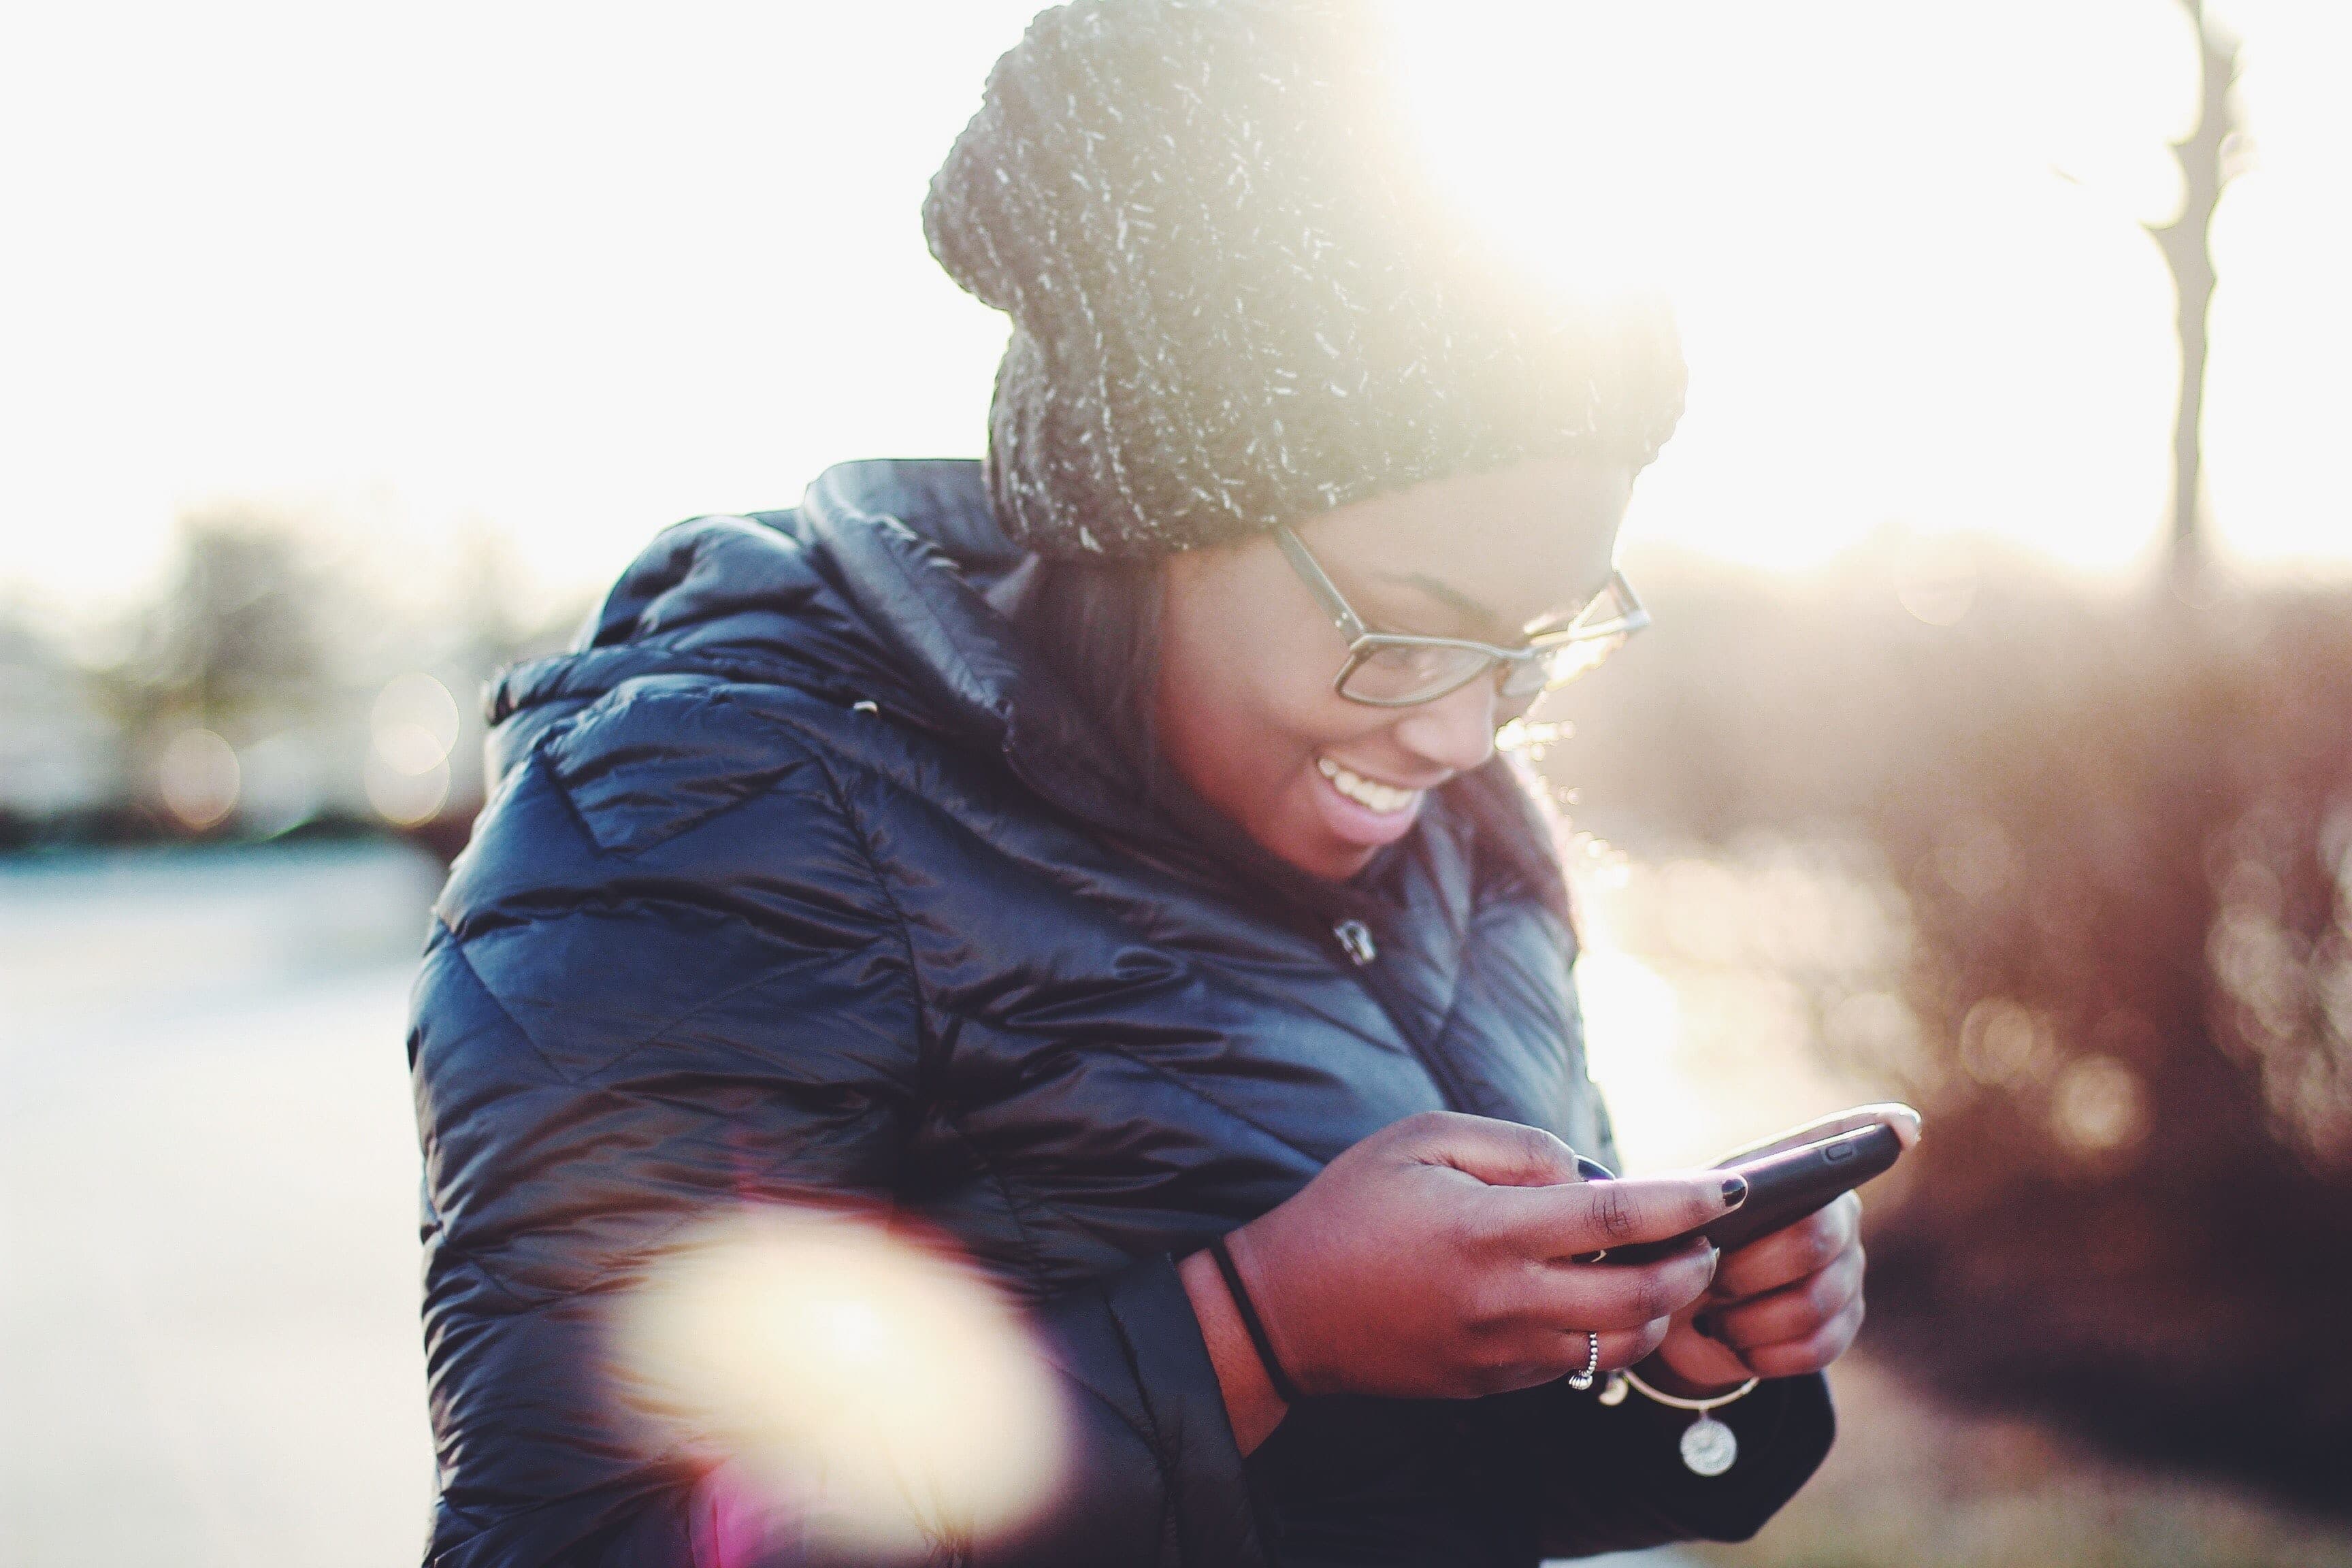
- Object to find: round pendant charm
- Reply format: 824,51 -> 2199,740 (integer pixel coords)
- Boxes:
1597,1372 -> 1629,1406
1680,1415 -> 1738,1476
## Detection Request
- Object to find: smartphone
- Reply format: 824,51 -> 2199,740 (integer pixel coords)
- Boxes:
1583,1121 -> 1908,1264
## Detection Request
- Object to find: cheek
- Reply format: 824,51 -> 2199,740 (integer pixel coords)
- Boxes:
1155,552 -> 1403,870
1249,662 -> 1367,748
1160,635 -> 1376,823
1172,664 -> 1338,799
1166,594 -> 1362,758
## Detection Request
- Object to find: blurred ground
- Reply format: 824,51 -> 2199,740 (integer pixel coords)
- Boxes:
0,845 -> 439,1566
1693,1358 -> 2352,1568
4,841 -> 2347,1566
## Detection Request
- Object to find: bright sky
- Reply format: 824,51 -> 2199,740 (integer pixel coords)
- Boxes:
1,1 -> 2345,626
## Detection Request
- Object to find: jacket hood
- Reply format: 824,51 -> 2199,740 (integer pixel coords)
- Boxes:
491,460 -> 1026,745
486,457 -> 1565,924
487,459 -> 1245,887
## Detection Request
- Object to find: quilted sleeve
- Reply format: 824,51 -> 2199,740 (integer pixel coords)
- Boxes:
409,683 -> 1261,1567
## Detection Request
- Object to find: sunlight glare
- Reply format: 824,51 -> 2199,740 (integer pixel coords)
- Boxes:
612,1207 -> 1064,1559
1571,947 -> 1688,1170
1384,1 -> 2350,581
0,1 -> 2344,620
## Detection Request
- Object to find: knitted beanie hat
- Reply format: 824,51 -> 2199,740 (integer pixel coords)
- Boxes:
923,0 -> 1686,559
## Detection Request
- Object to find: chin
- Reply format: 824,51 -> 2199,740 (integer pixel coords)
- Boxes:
1258,786 -> 1405,881
1271,834 -> 1379,883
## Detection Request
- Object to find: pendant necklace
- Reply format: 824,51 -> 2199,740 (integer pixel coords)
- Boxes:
1597,1370 -> 1761,1477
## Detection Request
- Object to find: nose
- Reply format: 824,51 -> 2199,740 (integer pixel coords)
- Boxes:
1388,672 -> 1501,775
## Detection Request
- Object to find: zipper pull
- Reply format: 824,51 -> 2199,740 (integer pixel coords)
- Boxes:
1333,919 -> 1377,966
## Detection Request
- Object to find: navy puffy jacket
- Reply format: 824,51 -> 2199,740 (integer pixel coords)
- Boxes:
408,459 -> 1833,1566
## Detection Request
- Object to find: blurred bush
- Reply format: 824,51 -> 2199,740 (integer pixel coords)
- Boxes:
1548,542 -> 2352,1511
0,503 -> 581,853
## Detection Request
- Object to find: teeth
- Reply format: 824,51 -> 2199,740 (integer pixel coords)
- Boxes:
1316,756 -> 1419,815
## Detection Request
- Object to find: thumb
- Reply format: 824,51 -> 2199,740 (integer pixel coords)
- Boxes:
1394,1111 -> 1584,1190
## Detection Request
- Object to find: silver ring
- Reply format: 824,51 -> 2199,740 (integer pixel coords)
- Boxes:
1567,1331 -> 1600,1390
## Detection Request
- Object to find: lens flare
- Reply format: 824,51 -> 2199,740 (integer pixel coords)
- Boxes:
159,728 -> 240,828
371,673 -> 459,772
1960,998 -> 2050,1087
2052,1054 -> 2151,1154
1895,536 -> 1980,627
363,751 -> 449,826
610,1209 -> 1065,1560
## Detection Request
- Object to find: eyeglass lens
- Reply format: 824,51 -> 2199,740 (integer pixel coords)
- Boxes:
1337,595 -> 1636,705
1341,642 -> 1499,704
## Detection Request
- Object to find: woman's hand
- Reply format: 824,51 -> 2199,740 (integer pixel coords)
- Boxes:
1642,1104 -> 1921,1395
1179,1111 -> 1746,1450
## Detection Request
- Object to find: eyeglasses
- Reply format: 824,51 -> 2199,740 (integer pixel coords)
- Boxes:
1274,525 -> 1650,709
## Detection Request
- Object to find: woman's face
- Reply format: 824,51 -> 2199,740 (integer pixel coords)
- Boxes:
1155,455 -> 1635,881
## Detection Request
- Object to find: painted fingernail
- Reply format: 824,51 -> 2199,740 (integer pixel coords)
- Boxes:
1722,1175 -> 1749,1208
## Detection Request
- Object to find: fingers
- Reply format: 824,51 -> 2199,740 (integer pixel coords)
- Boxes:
1520,1241 -> 1720,1332
1465,1239 -> 1718,1393
1715,1102 -> 1921,1166
1396,1110 -> 1584,1190
1709,1245 -> 1865,1350
1696,1191 -> 1870,1382
1592,1322 -> 1674,1375
1735,1296 -> 1865,1381
1652,1316 -> 1760,1390
1714,1191 -> 1861,1300
1491,1171 -> 1747,1258
1482,1321 -> 1675,1395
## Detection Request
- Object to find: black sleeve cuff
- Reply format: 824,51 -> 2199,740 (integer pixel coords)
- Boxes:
1504,1370 -> 1836,1556
994,1254 -> 1269,1567
1603,1372 -> 1835,1543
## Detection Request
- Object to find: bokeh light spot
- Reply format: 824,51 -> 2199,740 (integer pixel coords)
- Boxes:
364,752 -> 450,826
1895,537 -> 1980,627
612,1209 -> 1065,1559
1960,998 -> 2048,1086
2052,1054 -> 2151,1154
373,721 -> 451,777
158,728 -> 240,828
371,673 -> 459,771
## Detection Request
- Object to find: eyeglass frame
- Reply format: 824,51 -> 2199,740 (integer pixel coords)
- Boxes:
1272,524 -> 1651,709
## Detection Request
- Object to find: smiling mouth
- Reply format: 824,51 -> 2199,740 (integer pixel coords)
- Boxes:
1316,756 -> 1424,815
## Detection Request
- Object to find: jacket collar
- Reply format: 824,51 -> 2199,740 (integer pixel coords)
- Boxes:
497,458 -> 1529,929
796,459 -> 1029,739
797,460 -> 1156,838
797,460 -> 1414,925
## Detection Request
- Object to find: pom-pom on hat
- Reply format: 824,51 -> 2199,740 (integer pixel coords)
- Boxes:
923,0 -> 1686,559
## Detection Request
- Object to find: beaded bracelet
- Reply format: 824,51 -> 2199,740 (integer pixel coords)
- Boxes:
1601,1368 -> 1761,1476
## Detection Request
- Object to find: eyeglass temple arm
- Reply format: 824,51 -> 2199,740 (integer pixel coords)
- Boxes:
1283,526 -> 1648,648
1507,570 -> 1654,648
1576,570 -> 1650,640
1273,526 -> 1368,640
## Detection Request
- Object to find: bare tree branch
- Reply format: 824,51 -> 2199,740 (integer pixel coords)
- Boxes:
2146,0 -> 2244,584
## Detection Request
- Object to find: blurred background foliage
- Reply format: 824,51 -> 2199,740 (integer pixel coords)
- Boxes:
0,504 -> 577,855
1547,546 -> 2352,1515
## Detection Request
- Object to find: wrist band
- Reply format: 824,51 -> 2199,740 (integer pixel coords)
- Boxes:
1602,1368 -> 1761,1477
1207,1235 -> 1305,1405
1616,1368 -> 1760,1411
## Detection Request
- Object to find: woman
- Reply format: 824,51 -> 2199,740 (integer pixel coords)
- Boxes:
409,3 -> 1901,1563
